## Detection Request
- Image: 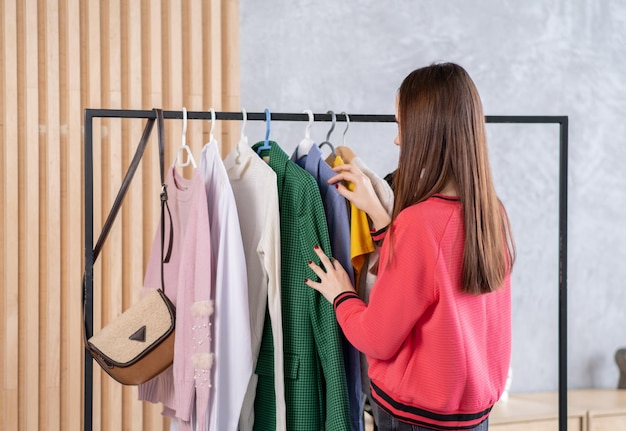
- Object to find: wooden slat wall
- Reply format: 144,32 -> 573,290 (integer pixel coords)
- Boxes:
0,1 -> 240,430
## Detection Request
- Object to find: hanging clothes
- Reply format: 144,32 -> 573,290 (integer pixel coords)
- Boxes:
291,144 -> 363,431
326,153 -> 375,291
253,140 -> 351,431
223,140 -> 287,431
138,167 -> 213,431
199,141 -> 253,431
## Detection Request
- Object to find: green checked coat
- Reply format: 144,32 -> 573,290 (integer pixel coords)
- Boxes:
252,141 -> 351,431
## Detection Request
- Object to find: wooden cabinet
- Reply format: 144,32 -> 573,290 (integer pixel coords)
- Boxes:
517,390 -> 626,431
569,390 -> 626,431
490,389 -> 626,431
490,393 -> 586,431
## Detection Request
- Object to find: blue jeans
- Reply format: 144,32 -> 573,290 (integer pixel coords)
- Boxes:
372,403 -> 489,431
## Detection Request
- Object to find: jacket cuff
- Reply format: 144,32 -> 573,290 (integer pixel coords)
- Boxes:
333,291 -> 360,311
370,225 -> 389,247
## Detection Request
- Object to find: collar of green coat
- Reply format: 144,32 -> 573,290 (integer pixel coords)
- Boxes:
252,140 -> 288,198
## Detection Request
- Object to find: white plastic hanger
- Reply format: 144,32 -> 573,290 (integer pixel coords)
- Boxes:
235,108 -> 248,163
176,107 -> 197,168
209,107 -> 217,143
240,107 -> 248,143
295,109 -> 315,157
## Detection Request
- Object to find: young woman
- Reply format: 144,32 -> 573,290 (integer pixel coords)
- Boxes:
306,62 -> 515,431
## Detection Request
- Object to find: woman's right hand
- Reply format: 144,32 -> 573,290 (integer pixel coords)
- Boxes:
328,164 -> 391,231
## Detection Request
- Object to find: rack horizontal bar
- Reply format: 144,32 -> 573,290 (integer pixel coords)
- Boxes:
84,109 -> 567,125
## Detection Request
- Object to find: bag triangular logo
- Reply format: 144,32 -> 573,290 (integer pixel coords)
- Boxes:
129,325 -> 147,342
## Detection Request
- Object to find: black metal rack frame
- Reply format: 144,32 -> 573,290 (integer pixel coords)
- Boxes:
82,109 -> 569,431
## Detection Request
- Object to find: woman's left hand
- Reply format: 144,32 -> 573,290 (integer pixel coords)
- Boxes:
305,246 -> 356,304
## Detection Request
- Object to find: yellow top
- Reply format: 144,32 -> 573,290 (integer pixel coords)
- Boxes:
329,154 -> 375,290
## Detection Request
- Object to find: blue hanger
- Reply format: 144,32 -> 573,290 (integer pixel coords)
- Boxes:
256,108 -> 272,154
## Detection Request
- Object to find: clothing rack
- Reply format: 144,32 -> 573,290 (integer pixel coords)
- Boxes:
82,109 -> 569,431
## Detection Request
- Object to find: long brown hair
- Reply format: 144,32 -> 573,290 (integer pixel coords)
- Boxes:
391,62 -> 515,294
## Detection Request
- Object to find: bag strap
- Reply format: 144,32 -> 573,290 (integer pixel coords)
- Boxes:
92,120 -> 153,261
157,109 -> 174,290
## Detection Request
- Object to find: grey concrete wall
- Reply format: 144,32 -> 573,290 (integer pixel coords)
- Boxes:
239,0 -> 626,393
